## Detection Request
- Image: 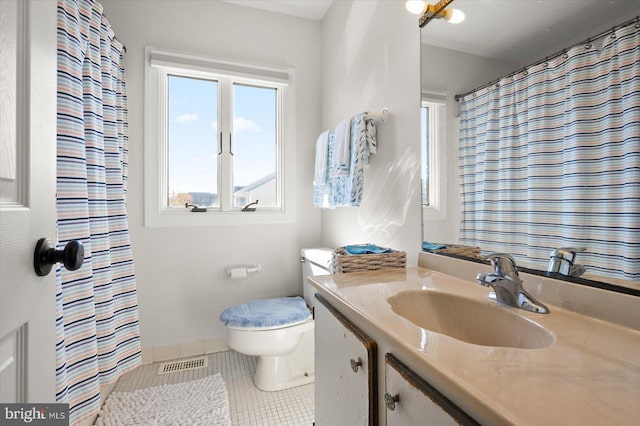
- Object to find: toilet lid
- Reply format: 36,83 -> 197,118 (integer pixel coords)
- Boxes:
220,296 -> 311,329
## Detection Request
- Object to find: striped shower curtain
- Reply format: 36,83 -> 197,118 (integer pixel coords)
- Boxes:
458,19 -> 639,282
56,0 -> 141,423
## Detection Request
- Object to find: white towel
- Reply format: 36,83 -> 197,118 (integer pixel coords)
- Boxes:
314,130 -> 330,185
330,118 -> 352,177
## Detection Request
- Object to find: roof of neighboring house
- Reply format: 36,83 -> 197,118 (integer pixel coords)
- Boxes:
233,172 -> 276,195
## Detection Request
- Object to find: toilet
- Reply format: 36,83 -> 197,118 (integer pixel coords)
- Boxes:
219,248 -> 333,391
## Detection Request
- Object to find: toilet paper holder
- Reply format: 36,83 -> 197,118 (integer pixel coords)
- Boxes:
226,264 -> 262,279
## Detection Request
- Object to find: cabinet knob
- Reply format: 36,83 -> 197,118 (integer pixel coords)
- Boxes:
385,392 -> 400,411
350,357 -> 362,373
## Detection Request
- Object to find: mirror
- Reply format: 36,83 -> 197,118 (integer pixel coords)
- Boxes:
420,1 -> 639,291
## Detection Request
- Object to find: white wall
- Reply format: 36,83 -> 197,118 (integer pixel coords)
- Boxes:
420,44 -> 517,245
101,0 -> 322,352
320,0 -> 422,266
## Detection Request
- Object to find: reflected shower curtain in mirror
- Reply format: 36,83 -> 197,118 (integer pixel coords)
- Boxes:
458,20 -> 639,282
56,0 -> 141,423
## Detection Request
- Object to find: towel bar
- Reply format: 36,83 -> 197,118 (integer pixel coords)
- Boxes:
368,108 -> 389,122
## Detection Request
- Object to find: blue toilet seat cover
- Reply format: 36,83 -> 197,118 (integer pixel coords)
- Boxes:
220,296 -> 311,329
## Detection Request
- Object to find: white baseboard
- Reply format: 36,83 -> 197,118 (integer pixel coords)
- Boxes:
141,337 -> 229,365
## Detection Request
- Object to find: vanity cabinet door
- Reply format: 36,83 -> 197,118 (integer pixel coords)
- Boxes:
314,294 -> 378,426
385,353 -> 479,426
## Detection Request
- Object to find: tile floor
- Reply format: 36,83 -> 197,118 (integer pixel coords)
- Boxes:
111,350 -> 314,426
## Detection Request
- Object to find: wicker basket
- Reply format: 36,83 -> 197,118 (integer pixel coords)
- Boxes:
331,246 -> 407,274
433,244 -> 482,259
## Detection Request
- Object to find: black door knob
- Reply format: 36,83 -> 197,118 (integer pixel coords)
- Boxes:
34,238 -> 84,277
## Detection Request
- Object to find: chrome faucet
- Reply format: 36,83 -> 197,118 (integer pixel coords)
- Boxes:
547,247 -> 587,277
476,253 -> 550,314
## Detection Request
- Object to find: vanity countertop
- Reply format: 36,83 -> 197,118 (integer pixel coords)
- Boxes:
308,266 -> 640,425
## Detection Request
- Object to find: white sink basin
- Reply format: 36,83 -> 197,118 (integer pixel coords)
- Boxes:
387,290 -> 554,349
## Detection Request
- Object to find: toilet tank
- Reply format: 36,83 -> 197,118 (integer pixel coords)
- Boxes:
300,248 -> 333,310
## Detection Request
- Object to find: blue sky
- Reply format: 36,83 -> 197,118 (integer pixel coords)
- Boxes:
168,75 -> 277,195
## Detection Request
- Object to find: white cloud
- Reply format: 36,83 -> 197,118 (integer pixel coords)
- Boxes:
191,157 -> 204,164
234,117 -> 262,133
209,118 -> 262,133
176,113 -> 198,123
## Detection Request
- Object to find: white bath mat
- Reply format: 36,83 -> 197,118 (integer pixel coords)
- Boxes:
95,374 -> 231,425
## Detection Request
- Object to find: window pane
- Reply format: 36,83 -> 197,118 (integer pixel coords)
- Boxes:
421,106 -> 430,206
232,84 -> 278,208
167,75 -> 218,208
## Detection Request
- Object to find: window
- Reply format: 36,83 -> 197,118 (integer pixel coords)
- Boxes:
231,83 -> 278,209
421,97 -> 447,220
167,75 -> 219,208
144,48 -> 295,227
421,104 -> 431,206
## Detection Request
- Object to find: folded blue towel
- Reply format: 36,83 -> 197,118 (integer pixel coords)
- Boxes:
422,241 -> 447,251
345,244 -> 392,255
220,296 -> 310,329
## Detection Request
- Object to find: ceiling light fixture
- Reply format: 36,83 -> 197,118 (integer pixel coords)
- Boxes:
443,8 -> 465,24
405,0 -> 428,15
405,0 -> 465,27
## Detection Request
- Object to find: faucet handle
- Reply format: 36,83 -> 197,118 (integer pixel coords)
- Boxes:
553,246 -> 587,254
569,264 -> 587,278
476,272 -> 489,287
485,253 -> 519,276
550,247 -> 587,261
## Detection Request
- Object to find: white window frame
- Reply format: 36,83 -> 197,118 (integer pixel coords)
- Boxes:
144,47 -> 296,227
421,95 -> 448,221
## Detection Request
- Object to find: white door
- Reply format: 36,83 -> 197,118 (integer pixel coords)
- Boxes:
0,0 -> 58,403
